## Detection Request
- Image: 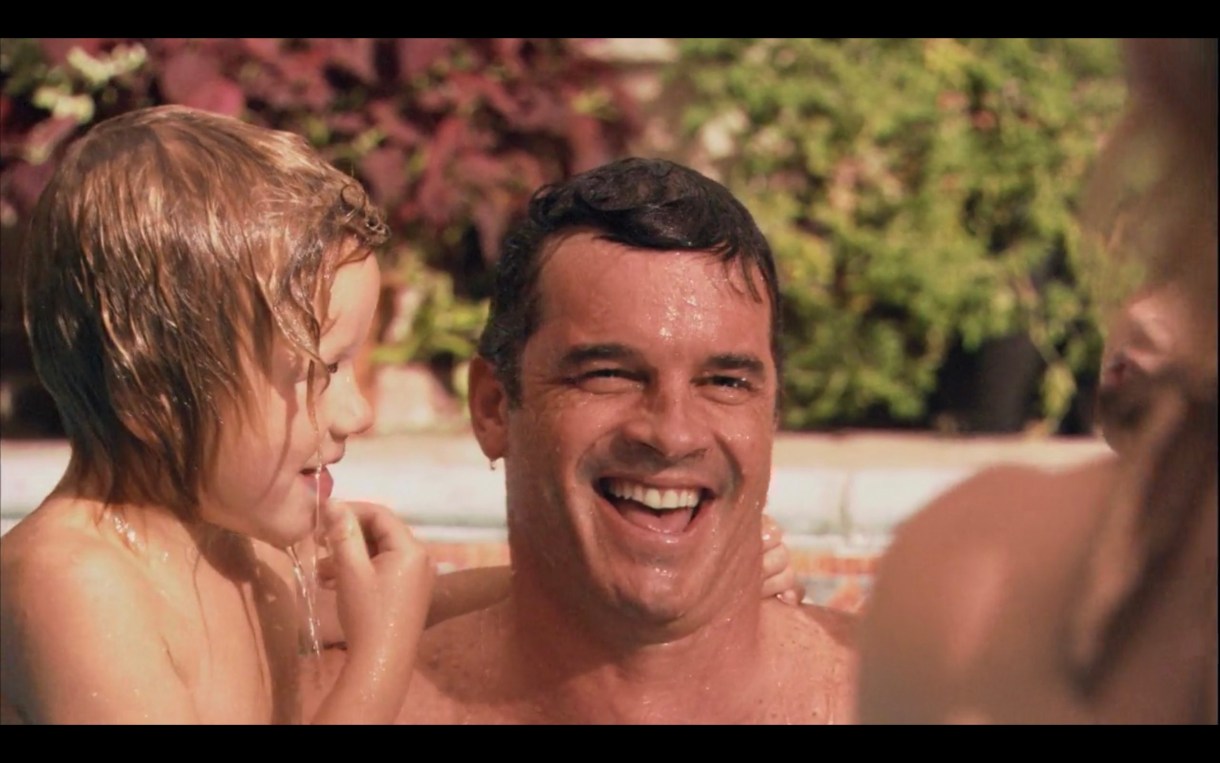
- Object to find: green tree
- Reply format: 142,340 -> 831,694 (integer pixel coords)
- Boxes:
672,38 -> 1126,431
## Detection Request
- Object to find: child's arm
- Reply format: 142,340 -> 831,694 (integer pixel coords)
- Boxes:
308,500 -> 434,725
421,513 -> 807,628
0,535 -> 202,723
426,566 -> 511,627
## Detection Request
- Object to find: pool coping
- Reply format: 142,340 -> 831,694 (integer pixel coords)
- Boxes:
0,431 -> 1111,547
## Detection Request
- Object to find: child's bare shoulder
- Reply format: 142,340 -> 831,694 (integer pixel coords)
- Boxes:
1,500 -> 196,722
1,500 -> 212,717
2,499 -> 165,647
2,498 -> 144,592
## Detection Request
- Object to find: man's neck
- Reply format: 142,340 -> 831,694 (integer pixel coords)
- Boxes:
502,576 -> 775,724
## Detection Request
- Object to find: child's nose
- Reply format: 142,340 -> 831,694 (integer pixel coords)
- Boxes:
329,371 -> 374,438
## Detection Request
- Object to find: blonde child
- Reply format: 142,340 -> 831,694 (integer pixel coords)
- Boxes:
1,105 -> 433,723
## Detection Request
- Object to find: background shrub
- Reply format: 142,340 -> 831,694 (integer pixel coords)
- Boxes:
1,38 -> 1128,436
668,38 -> 1126,432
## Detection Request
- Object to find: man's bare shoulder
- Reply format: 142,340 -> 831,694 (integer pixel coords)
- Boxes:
758,600 -> 858,723
398,603 -> 509,724
795,601 -> 857,649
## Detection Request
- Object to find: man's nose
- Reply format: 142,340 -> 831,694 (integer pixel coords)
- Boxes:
619,379 -> 712,463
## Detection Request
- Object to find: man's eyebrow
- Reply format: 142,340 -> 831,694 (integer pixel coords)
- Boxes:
705,353 -> 767,376
558,343 -> 639,369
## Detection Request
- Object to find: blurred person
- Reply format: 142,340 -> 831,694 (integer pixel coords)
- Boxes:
857,38 -> 1216,724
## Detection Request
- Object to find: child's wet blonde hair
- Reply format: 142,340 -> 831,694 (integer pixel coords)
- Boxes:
23,105 -> 389,520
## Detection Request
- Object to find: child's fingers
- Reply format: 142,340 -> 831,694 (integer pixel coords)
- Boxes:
761,544 -> 792,598
779,581 -> 805,606
320,501 -> 375,593
344,501 -> 411,558
316,555 -> 336,588
314,586 -> 344,645
761,514 -> 783,551
325,500 -> 431,594
763,567 -> 804,604
762,570 -> 796,600
761,536 -> 806,604
761,541 -> 790,581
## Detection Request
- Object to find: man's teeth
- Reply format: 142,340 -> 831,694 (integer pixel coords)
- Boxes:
605,479 -> 700,511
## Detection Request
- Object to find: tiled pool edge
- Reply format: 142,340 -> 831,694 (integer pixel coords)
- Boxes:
0,435 -> 1110,612
0,439 -> 982,543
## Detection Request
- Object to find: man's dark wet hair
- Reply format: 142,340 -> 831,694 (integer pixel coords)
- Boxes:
477,157 -> 782,405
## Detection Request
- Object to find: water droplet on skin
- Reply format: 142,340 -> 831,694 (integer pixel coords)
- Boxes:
289,445 -> 326,687
288,544 -> 325,695
109,511 -> 145,552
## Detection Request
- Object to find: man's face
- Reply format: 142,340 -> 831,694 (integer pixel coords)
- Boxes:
501,231 -> 777,629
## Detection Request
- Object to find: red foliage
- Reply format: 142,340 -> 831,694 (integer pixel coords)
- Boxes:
161,48 -> 245,116
1,37 -> 642,285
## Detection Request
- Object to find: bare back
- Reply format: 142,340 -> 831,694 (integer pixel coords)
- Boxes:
0,496 -> 304,724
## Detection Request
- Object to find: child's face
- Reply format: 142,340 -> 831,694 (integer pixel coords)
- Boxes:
201,255 -> 381,547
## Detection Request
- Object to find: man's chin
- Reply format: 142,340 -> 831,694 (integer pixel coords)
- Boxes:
609,577 -> 708,628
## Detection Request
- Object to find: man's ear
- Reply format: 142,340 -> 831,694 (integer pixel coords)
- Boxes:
468,355 -> 508,460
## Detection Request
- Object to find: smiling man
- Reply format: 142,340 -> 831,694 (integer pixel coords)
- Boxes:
396,158 -> 855,724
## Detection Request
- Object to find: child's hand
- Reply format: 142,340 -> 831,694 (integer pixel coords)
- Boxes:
322,500 -> 434,654
761,514 -> 805,606
311,500 -> 434,723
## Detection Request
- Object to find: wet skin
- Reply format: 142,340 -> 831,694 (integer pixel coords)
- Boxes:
395,231 -> 858,723
0,254 -> 402,723
202,255 -> 380,549
478,230 -> 779,639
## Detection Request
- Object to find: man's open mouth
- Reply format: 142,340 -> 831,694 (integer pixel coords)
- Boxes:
595,477 -> 710,535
